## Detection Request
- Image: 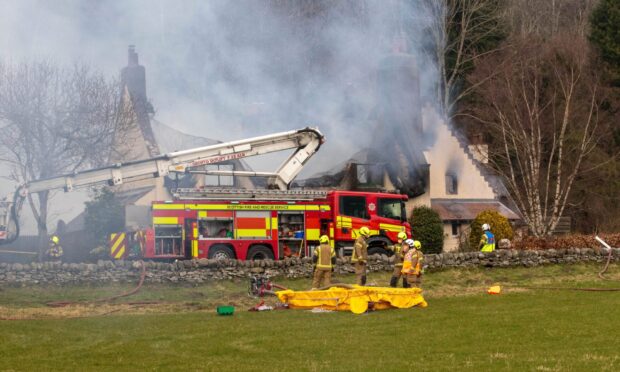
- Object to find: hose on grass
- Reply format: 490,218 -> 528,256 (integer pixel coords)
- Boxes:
598,245 -> 613,280
505,247 -> 620,292
45,260 -> 148,308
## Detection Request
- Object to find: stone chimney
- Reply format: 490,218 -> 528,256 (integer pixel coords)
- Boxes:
121,45 -> 147,100
468,133 -> 489,164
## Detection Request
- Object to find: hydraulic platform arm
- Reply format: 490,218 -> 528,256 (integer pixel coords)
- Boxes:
0,127 -> 324,244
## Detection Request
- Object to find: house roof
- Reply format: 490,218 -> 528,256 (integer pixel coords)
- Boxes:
431,199 -> 521,221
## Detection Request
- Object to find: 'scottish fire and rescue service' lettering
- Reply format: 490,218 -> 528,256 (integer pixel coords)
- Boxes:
111,191 -> 411,262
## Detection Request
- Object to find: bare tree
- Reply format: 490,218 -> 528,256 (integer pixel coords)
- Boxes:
466,35 -> 601,236
503,0 -> 597,38
419,0 -> 506,116
0,61 -> 132,258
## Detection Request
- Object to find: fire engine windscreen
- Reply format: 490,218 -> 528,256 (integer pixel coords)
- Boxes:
377,199 -> 406,222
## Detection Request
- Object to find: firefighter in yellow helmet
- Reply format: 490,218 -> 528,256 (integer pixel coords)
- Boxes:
312,235 -> 336,289
386,231 -> 408,287
351,226 -> 370,285
401,239 -> 423,288
46,235 -> 63,261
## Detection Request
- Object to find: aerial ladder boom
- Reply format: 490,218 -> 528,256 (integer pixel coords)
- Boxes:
0,127 -> 324,244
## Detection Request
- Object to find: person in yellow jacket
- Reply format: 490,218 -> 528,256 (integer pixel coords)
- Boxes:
479,223 -> 496,252
351,226 -> 370,286
401,239 -> 423,288
46,235 -> 63,261
312,235 -> 336,289
387,231 -> 407,287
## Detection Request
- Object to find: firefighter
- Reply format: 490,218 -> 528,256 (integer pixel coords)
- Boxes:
46,235 -> 63,261
387,231 -> 408,287
401,239 -> 423,288
351,226 -> 370,286
479,223 -> 496,252
312,235 -> 336,289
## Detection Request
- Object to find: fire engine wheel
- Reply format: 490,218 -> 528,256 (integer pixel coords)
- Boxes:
208,245 -> 235,260
247,245 -> 275,260
367,246 -> 388,257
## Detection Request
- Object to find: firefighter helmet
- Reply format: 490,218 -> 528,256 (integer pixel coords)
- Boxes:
413,240 -> 421,249
482,223 -> 491,231
359,226 -> 370,237
319,235 -> 329,244
50,235 -> 60,244
397,232 -> 407,241
405,239 -> 415,247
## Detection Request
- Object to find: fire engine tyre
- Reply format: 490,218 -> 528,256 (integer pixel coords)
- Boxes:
247,245 -> 275,260
367,246 -> 389,256
208,245 -> 236,260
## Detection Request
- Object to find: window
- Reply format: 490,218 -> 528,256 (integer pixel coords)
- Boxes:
339,196 -> 369,219
356,164 -> 368,184
154,225 -> 183,256
446,173 -> 458,195
198,219 -> 234,239
451,222 -> 460,236
378,198 -> 405,221
205,164 -> 234,187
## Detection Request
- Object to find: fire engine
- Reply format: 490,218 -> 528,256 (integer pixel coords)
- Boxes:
1,126 -> 411,260
134,188 -> 410,261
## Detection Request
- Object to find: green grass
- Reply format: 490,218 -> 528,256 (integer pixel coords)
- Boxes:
1,263 -> 620,371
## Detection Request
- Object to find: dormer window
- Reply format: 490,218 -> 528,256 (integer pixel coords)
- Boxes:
446,173 -> 458,195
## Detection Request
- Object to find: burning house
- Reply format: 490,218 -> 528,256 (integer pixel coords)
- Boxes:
298,48 -> 520,251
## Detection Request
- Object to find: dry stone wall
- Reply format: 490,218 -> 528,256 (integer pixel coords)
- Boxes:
1,248 -> 619,286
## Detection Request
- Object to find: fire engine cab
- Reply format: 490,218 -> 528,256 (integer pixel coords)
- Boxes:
144,188 -> 410,261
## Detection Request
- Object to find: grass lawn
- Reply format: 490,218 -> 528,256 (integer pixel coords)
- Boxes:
1,263 -> 619,371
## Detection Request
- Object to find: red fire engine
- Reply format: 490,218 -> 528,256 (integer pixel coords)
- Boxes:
141,188 -> 410,260
1,126 -> 411,262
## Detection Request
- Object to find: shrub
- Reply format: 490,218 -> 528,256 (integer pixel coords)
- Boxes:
84,188 -> 125,247
469,210 -> 514,250
513,233 -> 620,250
410,206 -> 444,254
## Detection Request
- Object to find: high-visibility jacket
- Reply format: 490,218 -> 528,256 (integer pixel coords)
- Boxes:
313,243 -> 336,270
402,250 -> 423,275
47,243 -> 63,258
387,242 -> 406,267
480,231 -> 496,252
351,236 -> 368,263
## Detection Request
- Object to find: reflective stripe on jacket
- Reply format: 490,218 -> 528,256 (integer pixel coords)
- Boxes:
480,231 -> 496,252
402,250 -> 423,275
315,243 -> 335,269
351,236 -> 368,263
388,242 -> 406,267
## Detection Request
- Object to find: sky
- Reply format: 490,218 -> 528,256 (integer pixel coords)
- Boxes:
0,0 -> 441,233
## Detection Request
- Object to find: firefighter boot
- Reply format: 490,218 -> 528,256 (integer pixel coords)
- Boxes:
389,276 -> 398,288
402,277 -> 410,288
361,275 -> 367,286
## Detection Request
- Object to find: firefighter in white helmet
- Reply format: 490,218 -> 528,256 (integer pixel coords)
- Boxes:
479,223 -> 496,252
387,231 -> 408,287
351,226 -> 370,285
402,239 -> 423,288
312,235 -> 336,289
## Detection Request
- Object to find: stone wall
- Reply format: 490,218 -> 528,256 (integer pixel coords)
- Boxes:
1,248 -> 618,286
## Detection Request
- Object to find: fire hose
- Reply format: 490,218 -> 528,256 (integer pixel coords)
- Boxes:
46,260 -> 149,307
503,236 -> 620,293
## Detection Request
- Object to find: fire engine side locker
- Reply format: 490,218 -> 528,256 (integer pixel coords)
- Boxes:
277,211 -> 306,257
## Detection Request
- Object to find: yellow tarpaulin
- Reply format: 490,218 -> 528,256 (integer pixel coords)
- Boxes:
276,286 -> 428,314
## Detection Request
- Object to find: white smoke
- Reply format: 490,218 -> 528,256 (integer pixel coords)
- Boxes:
0,0 -> 443,232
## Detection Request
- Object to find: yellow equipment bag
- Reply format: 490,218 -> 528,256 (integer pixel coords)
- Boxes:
276,286 -> 427,314
487,285 -> 501,295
